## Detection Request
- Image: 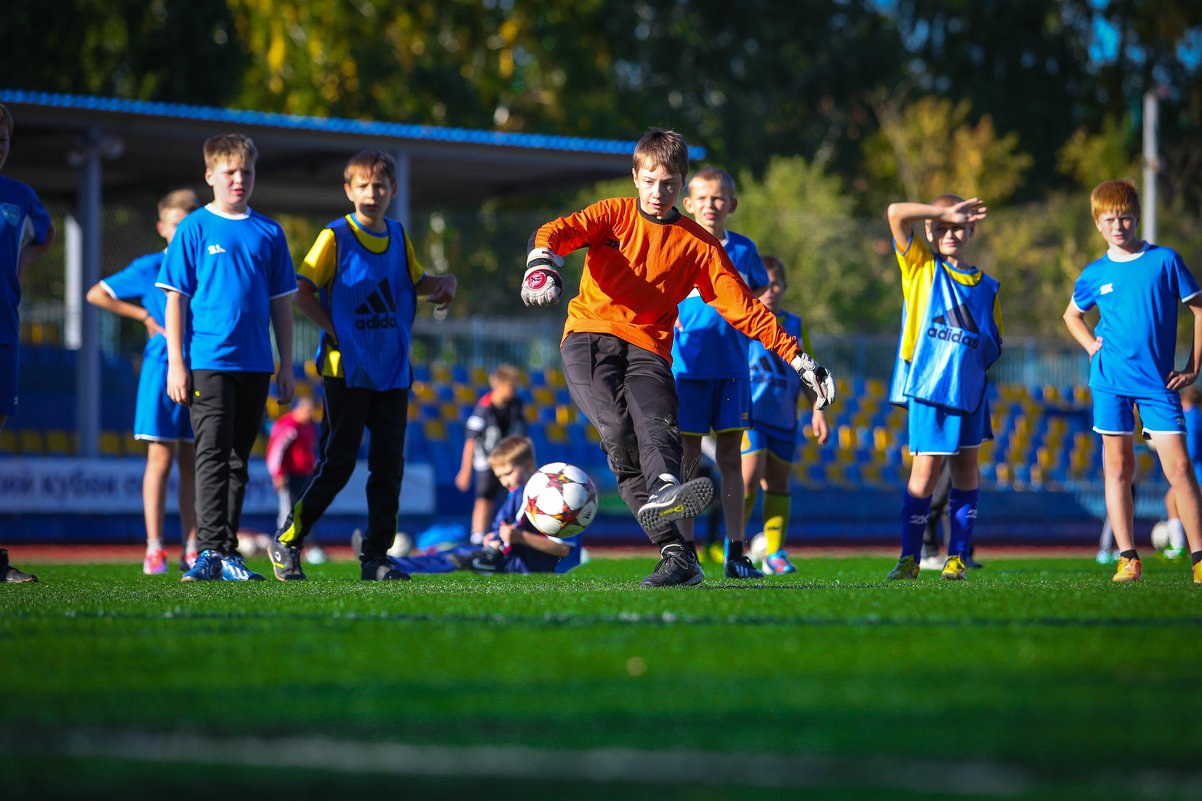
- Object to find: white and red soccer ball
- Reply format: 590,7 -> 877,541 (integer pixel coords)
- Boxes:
522,462 -> 598,538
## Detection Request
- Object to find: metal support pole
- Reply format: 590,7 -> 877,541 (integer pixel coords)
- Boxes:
67,128 -> 123,458
1142,89 -> 1160,244
388,150 -> 411,231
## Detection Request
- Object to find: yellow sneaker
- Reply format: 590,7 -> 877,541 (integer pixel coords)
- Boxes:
1192,559 -> 1201,585
1112,556 -> 1142,582
941,554 -> 967,581
887,555 -> 920,580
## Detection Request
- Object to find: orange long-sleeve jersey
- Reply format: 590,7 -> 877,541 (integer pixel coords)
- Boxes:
532,197 -> 801,365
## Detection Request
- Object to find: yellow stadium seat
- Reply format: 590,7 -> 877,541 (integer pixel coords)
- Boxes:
469,366 -> 488,386
454,384 -> 479,405
555,405 -> 576,425
430,365 -> 452,386
411,381 -> 436,403
99,431 -> 124,457
0,429 -> 16,454
532,387 -> 556,407
18,430 -> 44,454
304,361 -> 321,379
423,420 -> 447,441
124,433 -> 146,456
585,425 -> 600,443
545,423 -> 567,443
45,430 -> 74,455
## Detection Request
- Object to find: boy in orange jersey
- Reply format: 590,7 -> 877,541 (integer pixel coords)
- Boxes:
522,128 -> 835,587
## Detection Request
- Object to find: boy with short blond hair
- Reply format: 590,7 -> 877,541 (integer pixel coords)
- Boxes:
88,188 -> 201,574
0,102 -> 56,583
270,149 -> 457,581
885,194 -> 1002,581
1064,179 -> 1202,584
522,128 -> 834,587
674,166 -> 770,578
157,133 -> 297,581
455,363 -> 527,543
741,256 -> 830,574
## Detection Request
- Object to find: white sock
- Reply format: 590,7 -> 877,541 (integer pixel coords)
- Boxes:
146,539 -> 163,552
1168,518 -> 1187,550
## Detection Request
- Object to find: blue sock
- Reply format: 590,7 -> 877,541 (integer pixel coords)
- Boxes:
901,490 -> 932,559
948,488 -> 980,557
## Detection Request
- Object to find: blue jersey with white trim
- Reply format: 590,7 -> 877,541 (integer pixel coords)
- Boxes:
102,252 -> 169,362
672,230 -> 768,379
156,206 -> 296,372
1072,244 -> 1200,396
0,176 -> 52,343
901,257 -> 1001,414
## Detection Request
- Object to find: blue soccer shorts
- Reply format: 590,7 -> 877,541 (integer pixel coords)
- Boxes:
676,376 -> 750,436
134,353 -> 194,442
1091,387 -> 1185,437
741,426 -> 797,463
0,342 -> 17,415
907,397 -> 993,455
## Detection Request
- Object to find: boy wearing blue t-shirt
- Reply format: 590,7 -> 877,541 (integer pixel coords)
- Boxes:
741,256 -> 830,575
157,133 -> 297,582
269,150 -> 457,581
0,103 -> 55,584
87,189 -> 201,574
673,167 -> 770,579
1064,179 -> 1202,584
885,195 -> 1002,582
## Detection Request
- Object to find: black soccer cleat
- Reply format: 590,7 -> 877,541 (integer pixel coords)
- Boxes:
639,543 -> 704,588
635,476 -> 715,533
268,537 -> 306,581
0,549 -> 37,583
361,558 -> 411,581
469,547 -> 505,574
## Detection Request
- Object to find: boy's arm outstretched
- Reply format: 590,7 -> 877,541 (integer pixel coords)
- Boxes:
417,273 -> 457,311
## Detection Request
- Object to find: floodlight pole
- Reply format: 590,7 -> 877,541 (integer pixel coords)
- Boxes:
1142,89 -> 1160,244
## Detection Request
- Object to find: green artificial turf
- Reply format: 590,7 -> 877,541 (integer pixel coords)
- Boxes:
1,554 -> 1200,799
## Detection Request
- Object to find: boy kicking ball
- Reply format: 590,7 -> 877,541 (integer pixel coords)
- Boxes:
522,128 -> 834,587
1063,179 -> 1202,584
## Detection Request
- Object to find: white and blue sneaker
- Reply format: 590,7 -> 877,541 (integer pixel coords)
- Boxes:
181,549 -> 223,582
221,554 -> 265,581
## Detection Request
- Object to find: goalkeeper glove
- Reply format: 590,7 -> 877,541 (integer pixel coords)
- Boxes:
791,352 -> 836,409
521,247 -> 564,307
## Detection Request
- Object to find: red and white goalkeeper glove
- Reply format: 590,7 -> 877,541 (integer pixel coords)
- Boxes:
521,247 -> 564,307
791,352 -> 836,409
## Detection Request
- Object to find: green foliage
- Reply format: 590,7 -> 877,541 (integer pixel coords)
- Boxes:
1056,117 -> 1141,189
866,96 -> 1033,205
732,158 -> 895,335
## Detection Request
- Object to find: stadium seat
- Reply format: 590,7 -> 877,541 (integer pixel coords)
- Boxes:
0,429 -> 15,454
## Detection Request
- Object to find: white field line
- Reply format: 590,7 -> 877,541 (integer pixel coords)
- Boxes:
11,729 -> 1202,796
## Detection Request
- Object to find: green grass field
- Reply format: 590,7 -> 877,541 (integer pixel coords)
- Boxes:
2,552 -> 1200,800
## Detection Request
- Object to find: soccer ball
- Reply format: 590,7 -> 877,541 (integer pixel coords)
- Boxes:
1150,521 -> 1170,551
748,532 -> 768,564
522,462 -> 599,538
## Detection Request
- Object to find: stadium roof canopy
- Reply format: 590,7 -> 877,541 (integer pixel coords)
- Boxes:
1,89 -> 706,219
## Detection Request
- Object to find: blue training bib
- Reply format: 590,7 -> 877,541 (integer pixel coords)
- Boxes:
901,261 -> 1000,414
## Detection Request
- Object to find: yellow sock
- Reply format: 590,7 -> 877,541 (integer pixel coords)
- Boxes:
743,493 -> 757,527
762,492 -> 791,554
